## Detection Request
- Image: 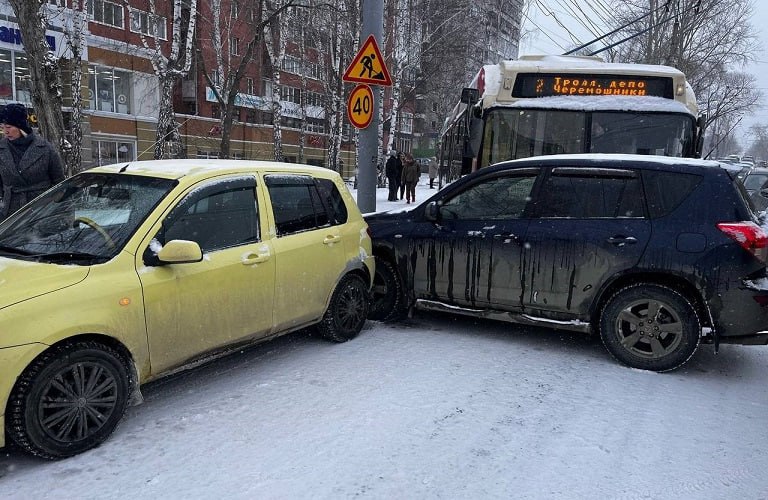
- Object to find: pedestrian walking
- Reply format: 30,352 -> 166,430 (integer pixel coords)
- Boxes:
428,156 -> 438,189
0,103 -> 65,221
385,150 -> 402,201
398,153 -> 406,200
401,152 -> 420,204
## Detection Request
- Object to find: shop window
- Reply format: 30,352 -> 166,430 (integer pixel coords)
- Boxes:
0,49 -> 13,101
14,53 -> 30,103
92,139 -> 135,166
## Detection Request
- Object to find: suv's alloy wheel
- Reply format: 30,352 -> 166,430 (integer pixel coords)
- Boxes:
599,284 -> 701,372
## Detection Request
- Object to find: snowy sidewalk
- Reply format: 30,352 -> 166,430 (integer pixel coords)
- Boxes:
351,176 -> 444,214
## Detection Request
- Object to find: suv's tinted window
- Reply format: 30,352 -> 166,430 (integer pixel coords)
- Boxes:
440,173 -> 537,220
160,178 -> 259,252
538,168 -> 644,218
266,174 -> 335,236
642,170 -> 701,219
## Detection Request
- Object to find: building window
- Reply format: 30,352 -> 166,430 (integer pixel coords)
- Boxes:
305,91 -> 324,107
88,65 -> 132,114
246,77 -> 255,95
281,55 -> 319,79
10,52 -> 31,103
0,50 -> 13,101
281,86 -> 300,104
196,150 -> 220,159
282,56 -> 301,74
230,37 -> 239,56
92,139 -> 135,166
231,0 -> 239,17
129,9 -> 167,39
89,0 -> 124,28
306,118 -> 325,134
399,112 -> 414,134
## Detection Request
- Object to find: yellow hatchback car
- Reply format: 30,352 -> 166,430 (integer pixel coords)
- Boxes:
0,160 -> 374,459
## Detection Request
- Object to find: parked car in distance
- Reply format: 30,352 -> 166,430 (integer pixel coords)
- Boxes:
743,168 -> 768,195
365,154 -> 768,372
743,168 -> 768,212
0,160 -> 374,459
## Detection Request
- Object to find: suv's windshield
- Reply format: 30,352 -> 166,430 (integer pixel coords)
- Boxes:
482,109 -> 695,165
0,173 -> 175,264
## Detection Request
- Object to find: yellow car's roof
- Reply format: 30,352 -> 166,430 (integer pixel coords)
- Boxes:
88,159 -> 338,182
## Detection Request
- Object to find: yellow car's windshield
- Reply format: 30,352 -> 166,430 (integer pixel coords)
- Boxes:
0,173 -> 176,264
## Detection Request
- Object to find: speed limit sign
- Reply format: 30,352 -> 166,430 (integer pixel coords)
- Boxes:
347,84 -> 374,129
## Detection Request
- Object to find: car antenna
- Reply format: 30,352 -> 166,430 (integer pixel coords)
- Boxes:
119,164 -> 130,173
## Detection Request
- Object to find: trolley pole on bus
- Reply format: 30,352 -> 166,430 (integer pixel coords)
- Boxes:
343,0 -> 388,214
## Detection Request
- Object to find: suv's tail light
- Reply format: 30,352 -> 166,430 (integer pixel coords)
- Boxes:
717,222 -> 768,259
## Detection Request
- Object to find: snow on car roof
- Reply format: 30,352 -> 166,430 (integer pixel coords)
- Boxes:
88,159 -> 332,180
502,153 -> 725,168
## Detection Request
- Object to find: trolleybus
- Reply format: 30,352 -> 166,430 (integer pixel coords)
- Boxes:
439,54 -> 705,183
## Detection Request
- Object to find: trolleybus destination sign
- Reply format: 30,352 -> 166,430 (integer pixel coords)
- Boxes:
513,73 -> 674,99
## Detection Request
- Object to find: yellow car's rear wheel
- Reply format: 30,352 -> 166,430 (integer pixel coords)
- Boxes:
318,274 -> 369,342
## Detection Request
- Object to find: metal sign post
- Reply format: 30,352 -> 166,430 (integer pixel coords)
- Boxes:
344,0 -> 386,214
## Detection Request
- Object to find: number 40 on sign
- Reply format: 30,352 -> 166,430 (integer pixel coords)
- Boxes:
347,84 -> 373,129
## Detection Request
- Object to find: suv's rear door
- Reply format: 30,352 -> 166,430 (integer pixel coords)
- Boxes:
523,166 -> 651,317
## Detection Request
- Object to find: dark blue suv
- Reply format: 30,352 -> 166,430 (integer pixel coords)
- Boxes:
365,154 -> 768,371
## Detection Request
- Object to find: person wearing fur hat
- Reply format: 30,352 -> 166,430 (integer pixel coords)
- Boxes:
0,103 -> 64,221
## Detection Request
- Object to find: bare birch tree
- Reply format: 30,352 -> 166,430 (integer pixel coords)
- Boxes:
48,0 -> 88,175
262,1 -> 299,161
196,0 -> 265,158
133,0 -> 198,159
309,0 -> 358,173
610,0 -> 761,155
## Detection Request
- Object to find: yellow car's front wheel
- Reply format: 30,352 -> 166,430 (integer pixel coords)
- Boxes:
7,341 -> 132,460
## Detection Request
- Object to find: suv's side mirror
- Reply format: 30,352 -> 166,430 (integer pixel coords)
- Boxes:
425,201 -> 440,222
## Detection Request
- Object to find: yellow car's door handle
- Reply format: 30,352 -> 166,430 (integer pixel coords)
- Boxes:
323,234 -> 342,245
243,252 -> 270,265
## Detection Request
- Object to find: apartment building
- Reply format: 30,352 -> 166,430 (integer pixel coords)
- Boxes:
0,0 -> 355,176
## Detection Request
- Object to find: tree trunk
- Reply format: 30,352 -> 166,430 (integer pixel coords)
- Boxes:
155,76 -> 181,159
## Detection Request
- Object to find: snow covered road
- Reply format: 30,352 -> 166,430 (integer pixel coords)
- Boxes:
2,311 -> 767,499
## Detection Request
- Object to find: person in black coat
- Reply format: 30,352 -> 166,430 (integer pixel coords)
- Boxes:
385,150 -> 402,201
0,103 -> 65,221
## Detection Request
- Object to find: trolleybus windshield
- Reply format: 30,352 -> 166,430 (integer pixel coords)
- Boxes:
481,108 -> 695,164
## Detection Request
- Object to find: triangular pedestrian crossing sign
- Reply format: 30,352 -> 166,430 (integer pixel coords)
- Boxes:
343,35 -> 392,86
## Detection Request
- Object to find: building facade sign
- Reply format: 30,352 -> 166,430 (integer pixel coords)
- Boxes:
0,25 -> 56,51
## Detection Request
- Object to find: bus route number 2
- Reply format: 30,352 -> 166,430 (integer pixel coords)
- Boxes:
347,84 -> 374,129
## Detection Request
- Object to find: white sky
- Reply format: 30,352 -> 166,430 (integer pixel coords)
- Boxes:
520,1 -> 768,149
